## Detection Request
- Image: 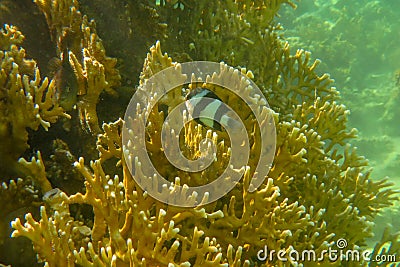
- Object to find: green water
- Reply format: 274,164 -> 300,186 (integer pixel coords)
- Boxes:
278,0 -> 400,247
278,0 -> 400,183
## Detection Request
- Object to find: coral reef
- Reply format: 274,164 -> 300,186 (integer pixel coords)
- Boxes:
277,0 -> 400,182
78,0 -> 168,84
9,42 -> 400,266
34,0 -> 121,133
1,0 -> 400,266
0,24 -> 70,176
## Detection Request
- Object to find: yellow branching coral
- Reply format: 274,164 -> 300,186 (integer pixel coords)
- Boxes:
140,40 -> 176,83
293,97 -> 358,152
68,49 -> 109,133
18,151 -> 52,195
0,27 -> 35,76
0,24 -> 24,49
97,118 -> 124,164
0,25 -> 70,175
11,154 -> 245,266
11,206 -> 74,266
370,226 -> 400,267
33,0 -> 81,48
10,41 -> 399,266
159,0 -> 296,67
11,188 -> 91,266
0,178 -> 39,245
80,17 -> 121,92
33,0 -> 121,133
4,1 -> 400,266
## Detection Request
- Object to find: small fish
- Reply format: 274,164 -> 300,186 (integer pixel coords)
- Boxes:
47,51 -> 78,111
185,87 -> 241,131
47,56 -> 63,100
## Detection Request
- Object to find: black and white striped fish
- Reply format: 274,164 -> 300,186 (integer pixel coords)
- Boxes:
185,87 -> 241,131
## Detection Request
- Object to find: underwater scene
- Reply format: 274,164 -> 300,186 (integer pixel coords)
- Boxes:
0,0 -> 399,266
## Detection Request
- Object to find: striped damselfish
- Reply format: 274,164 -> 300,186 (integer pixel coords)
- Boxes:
185,87 -> 241,131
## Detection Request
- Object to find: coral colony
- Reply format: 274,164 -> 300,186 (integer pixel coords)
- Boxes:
0,0 -> 399,266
